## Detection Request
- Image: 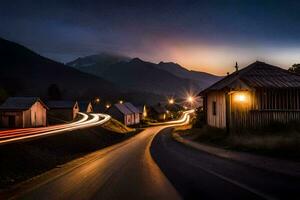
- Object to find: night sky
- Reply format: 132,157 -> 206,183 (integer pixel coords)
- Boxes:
1,0 -> 300,75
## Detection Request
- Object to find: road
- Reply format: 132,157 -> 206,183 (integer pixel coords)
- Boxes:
0,112 -> 111,145
151,129 -> 300,200
6,112 -> 193,200
4,110 -> 300,200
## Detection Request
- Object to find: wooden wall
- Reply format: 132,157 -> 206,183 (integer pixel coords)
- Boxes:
206,91 -> 226,128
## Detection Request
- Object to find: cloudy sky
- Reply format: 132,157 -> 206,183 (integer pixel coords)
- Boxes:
1,0 -> 300,75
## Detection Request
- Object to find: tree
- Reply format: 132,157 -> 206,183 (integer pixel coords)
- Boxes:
288,64 -> 300,74
0,87 -> 8,104
48,84 -> 62,100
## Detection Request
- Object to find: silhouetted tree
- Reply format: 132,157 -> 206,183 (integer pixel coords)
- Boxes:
289,64 -> 300,74
0,87 -> 8,104
48,84 -> 62,100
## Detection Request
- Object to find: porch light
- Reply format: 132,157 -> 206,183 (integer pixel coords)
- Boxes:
233,92 -> 249,103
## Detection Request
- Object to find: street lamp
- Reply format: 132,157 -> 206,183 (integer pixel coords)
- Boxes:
119,100 -> 123,104
187,96 -> 194,103
106,104 -> 111,109
168,98 -> 174,104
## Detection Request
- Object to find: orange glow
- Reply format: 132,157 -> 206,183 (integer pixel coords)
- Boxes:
233,92 -> 250,103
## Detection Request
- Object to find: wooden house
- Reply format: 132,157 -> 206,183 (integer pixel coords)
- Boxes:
79,101 -> 93,113
107,103 -> 135,126
46,101 -> 79,122
0,97 -> 48,128
199,61 -> 300,132
124,102 -> 140,124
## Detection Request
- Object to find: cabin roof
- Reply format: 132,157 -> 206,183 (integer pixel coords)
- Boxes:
0,97 -> 48,111
124,102 -> 140,114
200,61 -> 300,95
114,103 -> 133,115
46,100 -> 77,109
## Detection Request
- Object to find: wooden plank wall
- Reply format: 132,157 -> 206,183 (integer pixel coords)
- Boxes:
206,91 -> 226,128
230,88 -> 300,131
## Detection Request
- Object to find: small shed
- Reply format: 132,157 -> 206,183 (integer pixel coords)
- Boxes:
199,61 -> 300,132
79,101 -> 93,113
46,101 -> 79,122
108,103 -> 134,126
124,102 -> 140,124
0,97 -> 48,128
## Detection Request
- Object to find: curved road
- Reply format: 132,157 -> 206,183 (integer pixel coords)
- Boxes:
5,111 -> 192,200
3,110 -> 299,200
0,112 -> 111,145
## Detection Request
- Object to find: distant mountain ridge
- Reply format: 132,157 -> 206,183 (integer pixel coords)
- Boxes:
67,54 -> 221,96
0,37 -> 121,100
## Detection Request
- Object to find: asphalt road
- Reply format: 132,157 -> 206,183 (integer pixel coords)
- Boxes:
4,110 -> 300,200
6,118 -> 190,199
151,128 -> 300,200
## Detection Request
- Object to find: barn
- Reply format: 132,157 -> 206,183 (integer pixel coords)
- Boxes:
124,102 -> 140,124
199,61 -> 300,132
0,97 -> 48,128
46,101 -> 79,122
79,101 -> 93,113
108,103 -> 135,126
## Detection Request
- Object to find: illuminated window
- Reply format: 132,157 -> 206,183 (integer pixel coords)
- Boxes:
212,101 -> 216,116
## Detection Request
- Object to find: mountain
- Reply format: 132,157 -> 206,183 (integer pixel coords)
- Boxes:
67,54 -> 221,96
68,53 -> 131,77
69,56 -> 199,96
156,62 -> 222,89
0,38 -> 120,100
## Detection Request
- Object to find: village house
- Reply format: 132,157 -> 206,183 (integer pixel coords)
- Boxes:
79,101 -> 93,113
46,101 -> 79,122
107,102 -> 140,126
124,102 -> 140,124
0,97 -> 48,128
199,61 -> 300,132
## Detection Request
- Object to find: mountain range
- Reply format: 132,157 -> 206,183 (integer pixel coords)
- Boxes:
0,38 -> 120,101
67,54 -> 221,96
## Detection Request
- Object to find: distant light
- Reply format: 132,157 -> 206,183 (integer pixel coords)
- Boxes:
106,104 -> 111,109
119,100 -> 123,104
168,98 -> 174,104
95,98 -> 100,103
187,96 -> 194,103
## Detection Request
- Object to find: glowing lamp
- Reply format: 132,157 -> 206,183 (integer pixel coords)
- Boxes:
233,92 -> 249,103
106,104 -> 111,109
119,100 -> 123,104
168,98 -> 174,104
187,96 -> 194,103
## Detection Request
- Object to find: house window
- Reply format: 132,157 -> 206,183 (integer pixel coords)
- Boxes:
212,101 -> 216,116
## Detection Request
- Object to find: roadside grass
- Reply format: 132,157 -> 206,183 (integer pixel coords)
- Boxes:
176,123 -> 300,160
0,121 -> 140,190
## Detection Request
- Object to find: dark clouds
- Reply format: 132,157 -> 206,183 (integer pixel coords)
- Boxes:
1,0 -> 300,74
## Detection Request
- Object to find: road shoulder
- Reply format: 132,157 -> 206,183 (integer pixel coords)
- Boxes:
172,132 -> 300,177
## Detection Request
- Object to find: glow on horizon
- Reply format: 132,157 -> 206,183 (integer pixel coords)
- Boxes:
130,43 -> 300,76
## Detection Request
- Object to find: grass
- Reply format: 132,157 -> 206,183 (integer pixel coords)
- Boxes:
0,122 -> 140,190
177,123 -> 300,161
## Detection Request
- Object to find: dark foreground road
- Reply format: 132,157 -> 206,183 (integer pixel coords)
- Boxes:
3,126 -> 182,200
151,128 -> 300,200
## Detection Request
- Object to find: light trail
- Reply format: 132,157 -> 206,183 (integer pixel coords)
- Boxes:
148,109 -> 194,126
0,113 -> 111,145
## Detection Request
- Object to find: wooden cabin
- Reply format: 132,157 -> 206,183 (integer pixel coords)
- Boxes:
0,97 -> 48,128
199,61 -> 300,132
124,102 -> 140,124
108,103 -> 135,126
46,101 -> 79,122
79,101 -> 93,113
